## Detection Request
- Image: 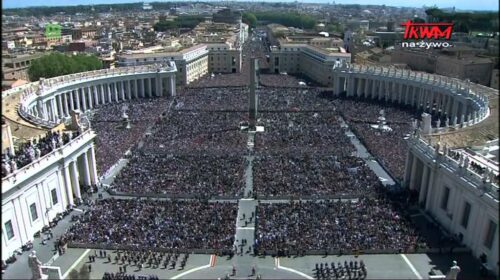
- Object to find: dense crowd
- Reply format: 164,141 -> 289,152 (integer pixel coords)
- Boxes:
333,98 -> 417,181
255,112 -> 354,154
255,196 -> 427,254
112,153 -> 244,197
253,155 -> 379,198
141,111 -> 246,153
2,130 -> 78,177
61,199 -> 237,252
90,98 -> 170,174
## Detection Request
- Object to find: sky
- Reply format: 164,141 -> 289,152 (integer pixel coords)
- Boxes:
2,0 -> 499,10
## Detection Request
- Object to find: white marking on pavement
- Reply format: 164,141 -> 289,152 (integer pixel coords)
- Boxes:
61,249 -> 91,279
277,262 -> 314,279
240,198 -> 255,201
401,254 -> 423,279
236,227 -> 255,230
73,208 -> 83,212
171,264 -> 210,279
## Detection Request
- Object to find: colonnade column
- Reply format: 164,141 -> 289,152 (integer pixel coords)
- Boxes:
88,145 -> 98,184
140,78 -> 145,98
81,152 -> 91,187
74,89 -> 80,111
92,85 -> 98,106
120,81 -> 126,100
51,98 -> 59,121
63,164 -> 74,205
63,92 -> 69,116
418,166 -> 429,203
127,80 -> 132,99
135,79 -> 139,99
147,78 -> 152,98
70,161 -> 81,199
107,83 -> 112,103
57,94 -> 63,118
81,88 -> 87,112
113,82 -> 119,101
409,155 -> 419,190
100,84 -> 106,104
87,87 -> 93,108
451,99 -> 459,126
364,79 -> 369,99
424,169 -> 436,211
170,76 -> 176,97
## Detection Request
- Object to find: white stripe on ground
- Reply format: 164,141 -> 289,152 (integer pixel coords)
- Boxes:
73,208 -> 83,212
61,248 -> 91,279
401,254 -> 423,279
240,198 -> 255,201
171,264 -> 210,279
236,227 -> 255,230
278,264 -> 314,279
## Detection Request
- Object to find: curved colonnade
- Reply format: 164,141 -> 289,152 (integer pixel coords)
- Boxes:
3,63 -> 177,129
333,63 -> 498,275
332,64 -> 490,130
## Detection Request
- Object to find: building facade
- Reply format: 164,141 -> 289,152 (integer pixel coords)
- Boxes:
2,64 -> 178,262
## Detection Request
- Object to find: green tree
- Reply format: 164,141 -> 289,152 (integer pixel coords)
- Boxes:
28,53 -> 102,81
242,12 -> 257,28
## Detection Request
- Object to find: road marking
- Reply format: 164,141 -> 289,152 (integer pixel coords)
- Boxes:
401,254 -> 423,279
240,198 -> 255,201
171,264 -> 210,279
277,258 -> 314,279
61,248 -> 90,279
73,208 -> 83,212
236,227 -> 255,230
209,254 -> 217,267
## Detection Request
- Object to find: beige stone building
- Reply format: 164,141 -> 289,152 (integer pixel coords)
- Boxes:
115,21 -> 248,85
391,49 -> 495,86
1,52 -> 46,85
116,44 -> 209,85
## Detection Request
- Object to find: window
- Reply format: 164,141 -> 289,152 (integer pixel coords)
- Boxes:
484,220 -> 497,249
51,189 -> 58,205
440,187 -> 450,210
4,220 -> 14,240
461,202 -> 471,229
30,203 -> 38,221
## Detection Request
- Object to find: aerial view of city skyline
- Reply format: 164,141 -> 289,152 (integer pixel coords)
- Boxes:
3,0 -> 499,10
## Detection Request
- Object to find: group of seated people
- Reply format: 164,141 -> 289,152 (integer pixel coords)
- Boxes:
333,98 -> 417,182
112,153 -> 244,197
254,112 -> 355,155
90,98 -> 170,174
61,199 -> 237,252
253,155 -> 378,198
314,260 -> 367,280
2,130 -> 78,177
255,194 -> 427,254
141,110 -> 246,153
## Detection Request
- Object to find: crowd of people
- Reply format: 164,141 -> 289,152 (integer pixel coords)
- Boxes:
112,153 -> 244,197
61,198 -> 237,252
90,98 -> 170,174
141,111 -> 246,154
255,112 -> 354,155
253,155 -> 378,198
2,130 -> 78,177
333,98 -> 417,182
255,195 -> 427,254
